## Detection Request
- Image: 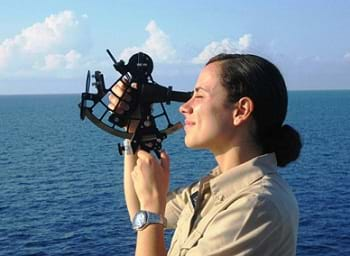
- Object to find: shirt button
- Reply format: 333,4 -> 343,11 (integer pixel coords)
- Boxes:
215,195 -> 224,204
180,250 -> 187,256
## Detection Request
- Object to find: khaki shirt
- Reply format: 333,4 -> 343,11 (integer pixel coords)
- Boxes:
165,153 -> 299,256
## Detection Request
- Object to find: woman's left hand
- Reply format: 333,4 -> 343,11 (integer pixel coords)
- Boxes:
131,150 -> 170,215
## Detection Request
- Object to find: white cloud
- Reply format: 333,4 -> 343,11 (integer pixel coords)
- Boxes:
119,20 -> 176,63
38,50 -> 82,70
192,34 -> 252,64
0,10 -> 89,76
0,39 -> 12,69
344,52 -> 350,62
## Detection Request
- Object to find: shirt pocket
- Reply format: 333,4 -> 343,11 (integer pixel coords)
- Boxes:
171,203 -> 194,248
180,230 -> 203,254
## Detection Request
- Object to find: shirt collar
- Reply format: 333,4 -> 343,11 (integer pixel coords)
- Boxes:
209,153 -> 278,202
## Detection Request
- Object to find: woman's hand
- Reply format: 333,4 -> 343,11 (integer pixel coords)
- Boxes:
108,80 -> 139,132
132,150 -> 170,215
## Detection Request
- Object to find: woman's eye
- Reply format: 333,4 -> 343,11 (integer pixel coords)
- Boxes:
195,95 -> 203,98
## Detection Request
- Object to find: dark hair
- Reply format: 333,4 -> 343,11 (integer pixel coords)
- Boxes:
207,53 -> 302,167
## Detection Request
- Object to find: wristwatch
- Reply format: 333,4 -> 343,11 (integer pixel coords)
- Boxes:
132,210 -> 166,231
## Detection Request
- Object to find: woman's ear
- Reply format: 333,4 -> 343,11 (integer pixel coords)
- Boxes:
232,97 -> 254,126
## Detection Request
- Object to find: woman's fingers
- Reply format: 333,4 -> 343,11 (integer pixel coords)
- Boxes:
108,80 -> 135,113
131,150 -> 169,214
111,80 -> 126,95
108,101 -> 130,114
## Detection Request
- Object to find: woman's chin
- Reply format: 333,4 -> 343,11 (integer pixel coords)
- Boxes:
184,137 -> 194,148
184,137 -> 204,149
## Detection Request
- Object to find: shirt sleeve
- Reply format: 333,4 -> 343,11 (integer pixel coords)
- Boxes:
185,194 -> 288,256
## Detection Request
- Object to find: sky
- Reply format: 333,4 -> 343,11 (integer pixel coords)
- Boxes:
0,0 -> 349,94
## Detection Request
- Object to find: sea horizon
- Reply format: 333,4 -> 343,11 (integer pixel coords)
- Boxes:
0,88 -> 350,97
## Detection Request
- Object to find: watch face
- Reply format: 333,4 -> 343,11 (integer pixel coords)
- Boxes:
133,211 -> 147,230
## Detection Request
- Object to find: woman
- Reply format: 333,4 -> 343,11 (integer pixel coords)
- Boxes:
108,53 -> 302,255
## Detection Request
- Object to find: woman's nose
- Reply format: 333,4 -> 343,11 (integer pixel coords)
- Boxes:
179,98 -> 193,114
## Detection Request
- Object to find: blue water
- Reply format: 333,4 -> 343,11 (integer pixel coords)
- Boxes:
0,91 -> 349,255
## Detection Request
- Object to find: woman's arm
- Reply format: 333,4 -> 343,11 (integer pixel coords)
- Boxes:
135,224 -> 166,256
109,81 -> 170,255
108,81 -> 141,221
132,150 -> 170,256
123,151 -> 140,221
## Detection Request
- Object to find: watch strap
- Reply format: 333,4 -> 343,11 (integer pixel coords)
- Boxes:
132,210 -> 166,231
147,211 -> 166,226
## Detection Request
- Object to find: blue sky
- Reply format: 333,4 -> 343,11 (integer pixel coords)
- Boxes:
0,0 -> 349,94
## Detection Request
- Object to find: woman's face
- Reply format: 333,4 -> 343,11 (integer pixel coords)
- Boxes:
179,62 -> 237,153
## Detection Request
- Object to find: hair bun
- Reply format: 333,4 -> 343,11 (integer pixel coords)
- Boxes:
272,125 -> 302,167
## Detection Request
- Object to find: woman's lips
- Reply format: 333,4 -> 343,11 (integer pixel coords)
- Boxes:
184,120 -> 195,129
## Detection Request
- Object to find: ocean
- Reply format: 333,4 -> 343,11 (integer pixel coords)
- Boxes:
0,91 -> 349,255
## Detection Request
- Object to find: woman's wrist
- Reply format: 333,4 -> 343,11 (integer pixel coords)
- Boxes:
140,199 -> 166,216
123,139 -> 134,155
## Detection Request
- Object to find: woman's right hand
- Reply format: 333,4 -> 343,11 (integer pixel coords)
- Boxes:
108,80 -> 140,132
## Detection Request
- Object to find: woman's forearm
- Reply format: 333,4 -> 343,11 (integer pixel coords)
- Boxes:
135,225 -> 167,256
123,151 -> 140,221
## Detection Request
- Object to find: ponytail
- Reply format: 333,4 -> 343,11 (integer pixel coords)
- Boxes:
261,125 -> 302,167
